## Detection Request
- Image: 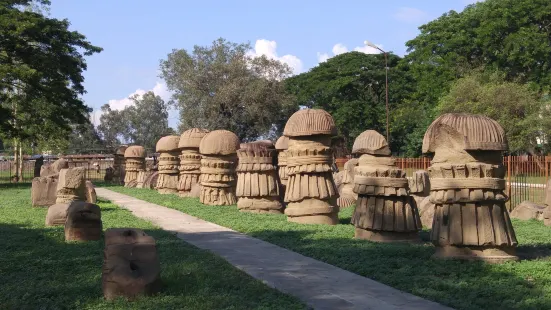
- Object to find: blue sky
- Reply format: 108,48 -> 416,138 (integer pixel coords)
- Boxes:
48,0 -> 480,129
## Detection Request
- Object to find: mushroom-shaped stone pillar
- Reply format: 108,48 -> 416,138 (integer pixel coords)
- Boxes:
156,136 -> 181,194
178,128 -> 209,197
337,158 -> 359,208
275,136 -> 289,198
113,145 -> 128,184
283,109 -> 340,225
423,113 -> 518,262
351,130 -> 421,242
123,146 -> 146,187
236,141 -> 282,213
199,130 -> 240,205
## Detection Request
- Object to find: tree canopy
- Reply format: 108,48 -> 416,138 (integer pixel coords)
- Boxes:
0,0 -> 102,143
160,38 -> 296,141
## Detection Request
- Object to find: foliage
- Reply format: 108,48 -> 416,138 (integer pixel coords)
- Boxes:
438,70 -> 551,154
110,186 -> 551,310
160,38 -> 296,141
66,121 -> 106,154
0,185 -> 305,309
0,0 -> 102,147
285,52 -> 414,152
98,91 -> 173,152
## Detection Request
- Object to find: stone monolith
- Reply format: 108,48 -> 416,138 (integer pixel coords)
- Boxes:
124,146 -> 146,188
156,136 -> 181,194
177,128 -> 209,197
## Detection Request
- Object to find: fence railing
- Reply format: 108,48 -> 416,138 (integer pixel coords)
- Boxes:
2,155 -> 550,210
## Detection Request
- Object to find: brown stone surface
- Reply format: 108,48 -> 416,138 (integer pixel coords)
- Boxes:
275,136 -> 289,201
199,130 -> 240,205
113,145 -> 128,184
544,206 -> 551,226
352,130 -> 421,242
143,171 -> 159,190
102,228 -> 161,300
136,171 -> 155,189
408,170 -> 430,196
178,128 -> 208,197
423,113 -> 517,262
104,167 -> 114,182
45,202 -> 70,226
336,158 -> 358,208
85,181 -> 97,204
510,201 -> 546,221
31,177 -> 58,207
124,145 -> 146,187
545,179 -> 551,206
236,142 -> 282,213
418,196 -> 435,228
65,201 -> 102,241
156,136 -> 180,194
40,158 -> 69,177
283,109 -> 339,224
56,167 -> 87,204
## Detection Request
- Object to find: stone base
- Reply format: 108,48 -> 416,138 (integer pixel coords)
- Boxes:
287,213 -> 339,225
200,186 -> 237,206
354,228 -> 420,243
237,197 -> 283,214
432,245 -> 519,263
45,203 -> 70,226
157,188 -> 178,195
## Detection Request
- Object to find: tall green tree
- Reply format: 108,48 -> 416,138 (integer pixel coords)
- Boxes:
98,91 -> 173,152
66,121 -> 106,154
285,51 -> 414,152
438,70 -> 551,154
160,38 -> 296,141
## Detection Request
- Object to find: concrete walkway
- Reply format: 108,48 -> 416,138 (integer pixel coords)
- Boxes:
96,188 -> 452,310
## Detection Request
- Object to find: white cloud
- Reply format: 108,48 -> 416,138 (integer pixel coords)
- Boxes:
247,39 -> 304,74
91,81 -> 179,129
317,42 -> 382,63
393,7 -> 429,23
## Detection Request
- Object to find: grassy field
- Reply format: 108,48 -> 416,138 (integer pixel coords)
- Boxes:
106,185 -> 551,310
0,184 -> 306,310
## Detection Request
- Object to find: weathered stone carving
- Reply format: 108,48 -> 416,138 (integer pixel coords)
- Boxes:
423,113 -> 518,262
199,130 -> 240,205
102,228 -> 161,300
351,130 -> 421,242
178,128 -> 209,197
156,136 -> 181,194
124,146 -> 146,188
40,158 -> 69,177
408,170 -> 431,228
32,158 -> 69,207
336,158 -> 358,208
510,201 -> 546,221
236,141 -> 282,213
46,167 -> 87,226
283,109 -> 340,224
65,201 -> 102,241
275,136 -> 289,197
113,146 -> 128,184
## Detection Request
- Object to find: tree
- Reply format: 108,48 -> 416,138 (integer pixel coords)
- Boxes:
66,121 -> 106,154
98,91 -> 173,152
437,70 -> 551,154
160,38 -> 296,141
285,51 -> 414,152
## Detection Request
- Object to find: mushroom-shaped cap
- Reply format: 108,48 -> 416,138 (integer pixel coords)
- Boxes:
156,135 -> 181,152
115,145 -> 128,156
283,109 -> 337,137
199,130 -> 240,155
178,128 -> 210,149
352,130 -> 391,155
422,113 -> 508,153
124,145 -> 146,158
275,136 -> 289,150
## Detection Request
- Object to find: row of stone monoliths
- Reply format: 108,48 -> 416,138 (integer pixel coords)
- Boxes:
119,108 -> 517,263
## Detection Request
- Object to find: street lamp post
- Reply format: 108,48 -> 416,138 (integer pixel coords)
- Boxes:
364,40 -> 389,143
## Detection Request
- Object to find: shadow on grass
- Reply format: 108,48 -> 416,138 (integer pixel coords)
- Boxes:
0,182 -> 32,189
0,223 -> 305,309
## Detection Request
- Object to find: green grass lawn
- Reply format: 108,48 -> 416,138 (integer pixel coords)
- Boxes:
106,185 -> 551,310
0,184 -> 306,310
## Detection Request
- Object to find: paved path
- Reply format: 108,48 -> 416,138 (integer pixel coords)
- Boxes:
96,188 -> 453,310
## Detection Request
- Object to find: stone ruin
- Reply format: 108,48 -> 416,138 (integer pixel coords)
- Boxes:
65,201 -> 102,241
46,167 -> 88,226
177,128 -> 209,197
113,145 -> 128,184
423,113 -> 518,262
283,109 -> 340,225
351,130 -> 421,242
336,158 -> 358,208
408,170 -> 434,228
199,130 -> 240,205
31,158 -> 69,207
275,136 -> 289,200
236,141 -> 282,213
138,171 -> 158,190
124,146 -> 146,188
156,136 -> 181,194
102,228 -> 161,300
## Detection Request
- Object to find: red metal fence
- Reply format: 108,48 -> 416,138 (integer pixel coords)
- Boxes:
2,155 -> 550,210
